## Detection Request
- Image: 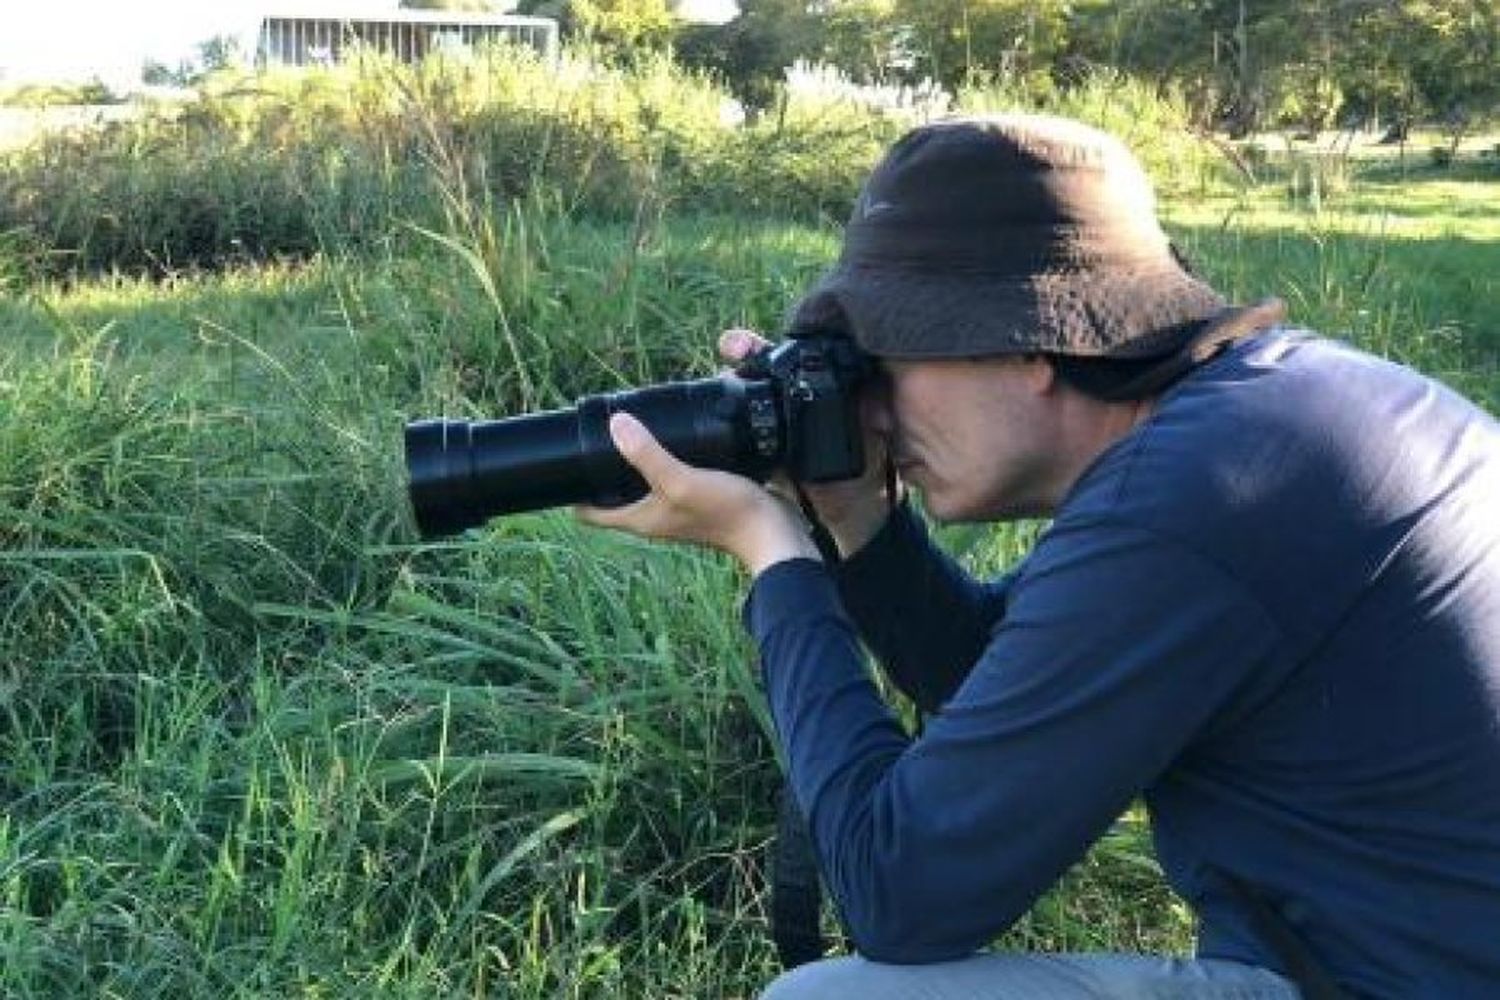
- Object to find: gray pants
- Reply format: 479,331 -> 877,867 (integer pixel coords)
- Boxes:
760,953 -> 1301,999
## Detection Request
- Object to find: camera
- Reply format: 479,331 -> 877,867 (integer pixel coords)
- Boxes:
404,333 -> 873,538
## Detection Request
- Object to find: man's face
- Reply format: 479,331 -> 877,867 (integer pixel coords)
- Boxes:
867,354 -> 1061,522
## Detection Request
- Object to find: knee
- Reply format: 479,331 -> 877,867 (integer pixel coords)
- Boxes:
758,957 -> 870,1000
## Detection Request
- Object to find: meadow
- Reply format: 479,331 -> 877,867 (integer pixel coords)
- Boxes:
1,51 -> 1496,997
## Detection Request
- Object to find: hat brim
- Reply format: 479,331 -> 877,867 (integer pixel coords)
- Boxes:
789,260 -> 1228,360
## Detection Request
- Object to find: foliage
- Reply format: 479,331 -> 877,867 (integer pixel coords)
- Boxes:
0,288 -> 786,994
679,0 -> 1073,108
1064,0 -> 1499,137
1402,0 -> 1500,146
893,0 -> 1072,94
141,34 -> 246,88
2,53 -> 1223,281
1,19 -> 1495,1000
560,0 -> 678,57
818,0 -> 906,85
0,79 -> 119,108
402,0 -> 510,9
676,0 -> 1499,138
3,34 -> 1493,282
958,70 -> 1222,197
0,47 -> 902,277
675,0 -> 825,112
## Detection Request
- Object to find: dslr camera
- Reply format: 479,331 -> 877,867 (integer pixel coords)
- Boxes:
405,333 -> 873,538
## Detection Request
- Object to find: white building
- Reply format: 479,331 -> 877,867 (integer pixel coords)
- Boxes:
256,10 -> 559,68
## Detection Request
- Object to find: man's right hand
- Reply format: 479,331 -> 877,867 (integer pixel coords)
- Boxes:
720,328 -> 901,559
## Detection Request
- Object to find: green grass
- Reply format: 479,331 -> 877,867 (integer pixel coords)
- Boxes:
0,52 -> 896,279
2,86 -> 1497,996
1165,178 -> 1499,404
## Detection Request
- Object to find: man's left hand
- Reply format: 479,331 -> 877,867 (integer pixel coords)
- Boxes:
574,411 -> 820,577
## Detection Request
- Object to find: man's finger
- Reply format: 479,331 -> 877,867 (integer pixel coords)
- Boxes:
609,411 -> 686,495
719,328 -> 771,362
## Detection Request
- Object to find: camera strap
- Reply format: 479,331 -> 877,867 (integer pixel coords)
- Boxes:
794,482 -> 844,564
771,784 -> 829,969
769,483 -> 843,970
772,462 -> 902,969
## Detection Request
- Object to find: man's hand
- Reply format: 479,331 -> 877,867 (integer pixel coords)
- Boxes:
720,328 -> 900,558
574,411 -> 820,577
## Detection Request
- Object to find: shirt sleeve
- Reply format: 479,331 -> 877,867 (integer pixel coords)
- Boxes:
744,518 -> 1284,963
831,502 -> 1016,713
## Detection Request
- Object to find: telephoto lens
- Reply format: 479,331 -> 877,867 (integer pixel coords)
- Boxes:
404,377 -> 781,538
404,333 -> 870,538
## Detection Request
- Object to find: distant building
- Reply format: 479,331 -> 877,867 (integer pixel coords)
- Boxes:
256,10 -> 559,69
671,0 -> 739,25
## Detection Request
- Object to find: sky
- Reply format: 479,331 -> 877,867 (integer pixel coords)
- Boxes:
0,0 -> 739,89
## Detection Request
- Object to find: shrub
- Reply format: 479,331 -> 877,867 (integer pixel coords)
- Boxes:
0,51 -> 1228,277
958,70 -> 1228,196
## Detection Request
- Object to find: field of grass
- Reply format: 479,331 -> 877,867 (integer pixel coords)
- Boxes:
2,54 -> 1496,998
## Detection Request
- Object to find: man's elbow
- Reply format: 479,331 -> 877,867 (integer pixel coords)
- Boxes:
822,820 -> 1009,964
848,931 -> 973,965
838,897 -> 986,965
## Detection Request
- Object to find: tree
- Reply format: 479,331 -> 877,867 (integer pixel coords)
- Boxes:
141,59 -> 191,87
1068,0 -> 1211,89
1070,0 -> 1358,136
676,0 -> 822,111
401,0 -> 510,10
1404,0 -> 1500,152
196,34 -> 246,74
892,0 -> 1071,93
819,0 -> 906,84
545,0 -> 677,55
140,33 -> 244,88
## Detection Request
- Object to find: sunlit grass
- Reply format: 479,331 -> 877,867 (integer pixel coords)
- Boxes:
1167,176 -> 1500,241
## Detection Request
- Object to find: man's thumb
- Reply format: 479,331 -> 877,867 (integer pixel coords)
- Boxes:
719,328 -> 770,362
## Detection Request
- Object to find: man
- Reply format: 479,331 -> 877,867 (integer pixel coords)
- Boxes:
578,115 -> 1500,998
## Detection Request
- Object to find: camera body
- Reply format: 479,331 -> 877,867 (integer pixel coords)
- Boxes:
737,333 -> 871,484
404,332 -> 873,538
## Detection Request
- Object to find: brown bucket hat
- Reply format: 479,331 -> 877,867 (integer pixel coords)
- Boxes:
788,114 -> 1228,360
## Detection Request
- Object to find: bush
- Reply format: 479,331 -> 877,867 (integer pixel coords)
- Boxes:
958,70 -> 1227,196
1,49 -> 882,276
0,52 -> 1228,277
0,79 -> 120,108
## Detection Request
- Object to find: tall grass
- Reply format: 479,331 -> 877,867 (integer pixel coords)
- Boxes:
0,48 -> 897,277
0,213 -> 1213,995
1,50 -> 1236,280
0,289 -> 781,995
958,70 -> 1222,196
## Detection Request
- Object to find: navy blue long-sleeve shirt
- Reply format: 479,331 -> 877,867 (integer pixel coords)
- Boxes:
743,329 -> 1500,998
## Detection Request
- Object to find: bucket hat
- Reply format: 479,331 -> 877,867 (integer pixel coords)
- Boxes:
788,114 -> 1227,360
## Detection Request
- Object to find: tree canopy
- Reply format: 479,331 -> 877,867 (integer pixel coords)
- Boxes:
399,0 -> 511,10
663,0 -> 1499,133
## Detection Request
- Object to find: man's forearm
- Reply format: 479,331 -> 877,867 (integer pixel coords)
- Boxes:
833,503 -> 1013,713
